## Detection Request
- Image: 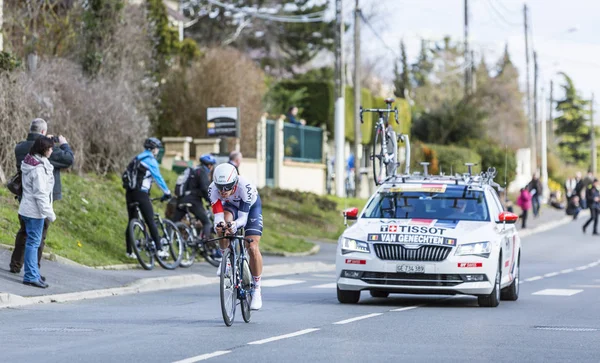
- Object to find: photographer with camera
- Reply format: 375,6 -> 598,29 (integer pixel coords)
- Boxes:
9,118 -> 74,279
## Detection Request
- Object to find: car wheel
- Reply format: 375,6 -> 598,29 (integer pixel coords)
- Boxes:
501,252 -> 520,301
369,290 -> 389,298
337,286 -> 360,304
478,259 -> 501,308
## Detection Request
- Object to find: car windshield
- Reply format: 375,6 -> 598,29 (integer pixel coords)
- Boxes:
362,186 -> 490,222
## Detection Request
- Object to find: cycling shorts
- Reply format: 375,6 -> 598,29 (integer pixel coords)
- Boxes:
223,195 -> 263,236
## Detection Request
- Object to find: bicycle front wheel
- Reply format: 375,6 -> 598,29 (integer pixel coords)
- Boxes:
220,248 -> 236,326
156,219 -> 184,270
175,222 -> 197,268
128,219 -> 154,270
372,125 -> 387,185
240,257 -> 252,323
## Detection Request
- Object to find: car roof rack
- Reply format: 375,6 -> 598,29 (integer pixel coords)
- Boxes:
382,161 -> 505,192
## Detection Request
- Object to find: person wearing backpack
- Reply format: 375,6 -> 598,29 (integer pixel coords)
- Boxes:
122,138 -> 172,259
171,154 -> 216,239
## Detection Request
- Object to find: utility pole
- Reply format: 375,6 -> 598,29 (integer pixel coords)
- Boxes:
548,80 -> 554,151
533,50 -> 539,171
592,93 -> 596,175
464,0 -> 470,96
524,4 -> 536,175
540,86 -> 548,202
334,0 -> 346,197
0,0 -> 3,52
353,0 -> 361,198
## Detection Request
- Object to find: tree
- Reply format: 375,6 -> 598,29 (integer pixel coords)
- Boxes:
554,72 -> 590,164
393,40 -> 410,99
181,0 -> 335,76
411,39 -> 433,88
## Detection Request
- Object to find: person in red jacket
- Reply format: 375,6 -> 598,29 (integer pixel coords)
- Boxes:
516,187 -> 532,229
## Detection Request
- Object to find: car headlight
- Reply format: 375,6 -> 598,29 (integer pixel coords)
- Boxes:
455,241 -> 492,258
341,238 -> 370,254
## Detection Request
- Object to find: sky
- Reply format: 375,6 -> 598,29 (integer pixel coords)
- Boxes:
325,0 -> 600,120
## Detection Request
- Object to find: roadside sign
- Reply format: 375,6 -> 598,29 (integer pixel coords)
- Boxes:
207,107 -> 240,138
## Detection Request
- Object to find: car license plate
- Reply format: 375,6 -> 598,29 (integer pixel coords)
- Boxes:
397,264 -> 425,273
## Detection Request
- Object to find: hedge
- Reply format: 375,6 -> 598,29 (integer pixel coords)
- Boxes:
277,81 -> 335,130
409,142 -> 482,175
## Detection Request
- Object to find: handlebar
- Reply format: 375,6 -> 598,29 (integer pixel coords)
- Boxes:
359,106 -> 399,124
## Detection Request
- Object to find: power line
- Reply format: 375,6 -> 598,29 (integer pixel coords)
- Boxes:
485,0 -> 521,27
205,0 -> 327,23
358,11 -> 398,58
493,0 -> 521,15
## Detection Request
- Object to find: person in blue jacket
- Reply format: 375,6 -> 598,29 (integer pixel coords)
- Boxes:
124,138 -> 172,258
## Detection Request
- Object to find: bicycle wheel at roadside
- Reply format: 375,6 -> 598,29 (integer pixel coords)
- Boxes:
155,219 -> 184,270
175,222 -> 198,268
128,218 -> 154,270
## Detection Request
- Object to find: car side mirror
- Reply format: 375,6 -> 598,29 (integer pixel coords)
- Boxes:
497,211 -> 518,224
343,207 -> 359,226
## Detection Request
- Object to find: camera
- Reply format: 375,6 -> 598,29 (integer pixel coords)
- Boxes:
52,135 -> 60,143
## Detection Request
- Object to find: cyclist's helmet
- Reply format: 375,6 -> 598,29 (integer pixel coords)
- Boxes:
213,163 -> 238,192
199,154 -> 217,166
144,137 -> 162,150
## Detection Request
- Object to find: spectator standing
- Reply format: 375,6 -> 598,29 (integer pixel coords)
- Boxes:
228,150 -> 242,174
565,172 -> 581,198
9,118 -> 74,277
18,136 -> 56,288
285,106 -> 306,126
527,173 -> 543,217
583,179 -> 600,235
516,187 -> 532,229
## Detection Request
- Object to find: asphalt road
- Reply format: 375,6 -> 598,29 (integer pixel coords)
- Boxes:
1,219 -> 599,363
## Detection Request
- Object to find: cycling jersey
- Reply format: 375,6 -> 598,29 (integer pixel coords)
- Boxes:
209,176 -> 262,236
136,150 -> 170,195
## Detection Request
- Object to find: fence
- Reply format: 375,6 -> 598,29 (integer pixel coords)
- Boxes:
283,123 -> 323,163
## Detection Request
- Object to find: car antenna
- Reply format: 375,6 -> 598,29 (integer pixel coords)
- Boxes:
504,144 -> 508,205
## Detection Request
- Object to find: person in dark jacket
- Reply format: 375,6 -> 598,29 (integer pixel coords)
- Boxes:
9,118 -> 74,276
583,179 -> 600,235
527,173 -> 543,217
172,154 -> 216,239
228,150 -> 242,175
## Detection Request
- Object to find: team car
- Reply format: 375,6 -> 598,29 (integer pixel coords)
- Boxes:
336,164 -> 521,307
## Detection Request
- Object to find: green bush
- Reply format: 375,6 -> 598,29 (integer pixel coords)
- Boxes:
344,86 -> 375,144
276,81 -> 335,129
427,143 -> 482,175
468,140 -> 517,186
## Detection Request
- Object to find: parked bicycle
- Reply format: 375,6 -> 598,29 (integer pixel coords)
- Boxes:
360,98 -> 411,185
127,197 -> 184,270
175,203 -> 221,268
202,223 -> 254,326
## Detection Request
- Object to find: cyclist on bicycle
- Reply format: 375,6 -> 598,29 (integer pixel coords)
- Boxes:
209,163 -> 264,310
172,154 -> 216,240
124,137 -> 172,259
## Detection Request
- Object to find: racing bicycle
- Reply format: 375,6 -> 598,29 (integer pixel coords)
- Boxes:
360,98 -> 410,186
127,197 -> 184,270
175,203 -> 221,268
202,223 -> 254,326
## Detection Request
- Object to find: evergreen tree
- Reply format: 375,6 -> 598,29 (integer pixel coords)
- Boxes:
554,72 -> 591,164
393,40 -> 410,99
411,39 -> 433,87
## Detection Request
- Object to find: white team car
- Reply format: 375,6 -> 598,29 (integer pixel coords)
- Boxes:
336,170 -> 521,307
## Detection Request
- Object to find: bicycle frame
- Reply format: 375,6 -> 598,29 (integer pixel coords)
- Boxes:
133,198 -> 168,251
205,233 -> 254,297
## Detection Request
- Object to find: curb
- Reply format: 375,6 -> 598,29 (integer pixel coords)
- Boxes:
262,243 -> 320,257
518,210 -> 589,239
0,261 -> 335,310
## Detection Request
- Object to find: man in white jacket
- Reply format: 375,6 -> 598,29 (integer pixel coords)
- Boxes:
18,136 -> 56,288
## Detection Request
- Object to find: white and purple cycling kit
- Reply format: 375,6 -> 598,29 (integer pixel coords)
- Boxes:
209,176 -> 263,236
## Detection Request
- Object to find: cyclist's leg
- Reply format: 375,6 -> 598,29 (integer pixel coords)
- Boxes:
244,197 -> 264,282
171,199 -> 186,224
125,191 -> 137,255
190,199 -> 213,238
135,191 -> 162,249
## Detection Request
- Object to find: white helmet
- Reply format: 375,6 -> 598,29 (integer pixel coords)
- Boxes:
213,163 -> 239,192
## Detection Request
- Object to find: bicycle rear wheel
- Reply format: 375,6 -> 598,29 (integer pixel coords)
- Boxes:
156,219 -> 184,270
240,257 -> 252,323
220,248 -> 236,326
175,222 -> 197,268
128,219 -> 154,270
372,125 -> 386,185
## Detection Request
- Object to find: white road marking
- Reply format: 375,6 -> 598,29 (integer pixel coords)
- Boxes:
525,276 -> 543,282
311,283 -> 337,288
259,279 -> 305,287
391,305 -> 423,312
311,274 -> 336,278
587,262 -> 599,268
576,266 -> 589,271
544,272 -> 560,278
561,268 -> 574,274
247,328 -> 320,345
532,289 -> 583,296
333,313 -> 383,325
172,351 -> 231,363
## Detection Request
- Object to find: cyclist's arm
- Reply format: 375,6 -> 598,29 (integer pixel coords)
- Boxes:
232,201 -> 251,230
231,181 -> 255,230
209,184 -> 225,228
198,169 -> 211,203
141,157 -> 170,195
